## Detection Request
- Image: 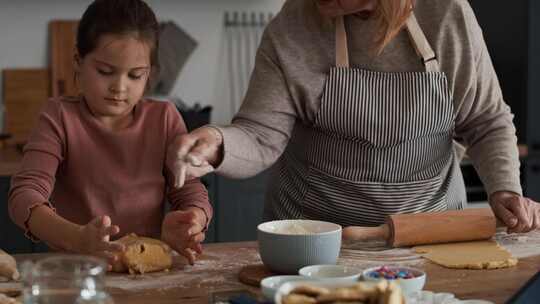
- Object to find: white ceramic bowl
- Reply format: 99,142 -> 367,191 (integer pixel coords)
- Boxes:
362,266 -> 426,295
299,264 -> 362,284
258,220 -> 342,274
260,275 -> 307,300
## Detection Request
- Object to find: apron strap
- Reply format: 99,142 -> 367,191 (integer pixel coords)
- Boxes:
335,16 -> 350,68
335,13 -> 440,72
405,13 -> 440,72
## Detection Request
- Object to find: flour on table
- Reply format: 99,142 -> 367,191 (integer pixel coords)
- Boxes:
339,240 -> 424,269
338,229 -> 540,270
106,247 -> 260,291
495,228 -> 540,259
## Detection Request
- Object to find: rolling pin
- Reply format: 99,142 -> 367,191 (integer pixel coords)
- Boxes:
342,208 -> 498,247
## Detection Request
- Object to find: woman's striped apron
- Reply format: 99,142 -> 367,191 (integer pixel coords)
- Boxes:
264,13 -> 467,227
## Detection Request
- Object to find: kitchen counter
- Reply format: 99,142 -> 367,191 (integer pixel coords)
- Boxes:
5,236 -> 540,304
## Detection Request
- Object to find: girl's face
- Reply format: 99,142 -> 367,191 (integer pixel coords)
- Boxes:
316,0 -> 376,17
76,34 -> 151,124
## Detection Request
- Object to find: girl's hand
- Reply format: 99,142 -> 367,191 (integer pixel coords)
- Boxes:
167,126 -> 223,188
161,209 -> 206,265
490,191 -> 540,234
75,215 -> 124,267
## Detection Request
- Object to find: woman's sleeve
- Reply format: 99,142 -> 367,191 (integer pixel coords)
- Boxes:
164,103 -> 213,228
453,3 -> 522,196
8,100 -> 64,238
213,30 -> 299,178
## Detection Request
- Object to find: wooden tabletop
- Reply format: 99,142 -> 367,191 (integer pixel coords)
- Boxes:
7,241 -> 540,304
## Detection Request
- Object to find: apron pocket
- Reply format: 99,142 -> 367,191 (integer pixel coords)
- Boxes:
302,166 -> 448,227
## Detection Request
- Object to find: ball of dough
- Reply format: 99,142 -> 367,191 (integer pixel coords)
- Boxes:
110,233 -> 172,274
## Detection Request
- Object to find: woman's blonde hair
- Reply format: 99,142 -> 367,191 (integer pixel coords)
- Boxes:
373,0 -> 414,54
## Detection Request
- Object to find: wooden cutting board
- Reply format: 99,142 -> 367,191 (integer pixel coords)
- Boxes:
2,68 -> 50,144
238,263 -> 277,287
49,20 -> 79,97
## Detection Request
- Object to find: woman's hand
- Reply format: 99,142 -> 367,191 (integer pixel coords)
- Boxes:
489,191 -> 540,233
168,126 -> 223,188
75,215 -> 124,267
161,208 -> 207,265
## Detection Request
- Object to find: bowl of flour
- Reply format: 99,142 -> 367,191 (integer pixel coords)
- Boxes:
257,220 -> 342,274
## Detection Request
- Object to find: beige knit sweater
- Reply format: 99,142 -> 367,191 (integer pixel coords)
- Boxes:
215,0 -> 521,196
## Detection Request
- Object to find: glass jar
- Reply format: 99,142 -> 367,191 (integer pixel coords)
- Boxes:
21,255 -> 114,304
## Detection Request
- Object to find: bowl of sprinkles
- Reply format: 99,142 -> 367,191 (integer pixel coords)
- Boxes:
363,265 -> 426,295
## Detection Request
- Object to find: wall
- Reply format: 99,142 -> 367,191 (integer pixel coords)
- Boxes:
0,0 -> 285,126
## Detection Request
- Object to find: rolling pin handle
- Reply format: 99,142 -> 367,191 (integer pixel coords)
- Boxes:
342,224 -> 390,242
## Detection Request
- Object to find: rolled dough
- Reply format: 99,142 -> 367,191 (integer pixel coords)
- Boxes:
111,234 -> 172,274
414,240 -> 517,269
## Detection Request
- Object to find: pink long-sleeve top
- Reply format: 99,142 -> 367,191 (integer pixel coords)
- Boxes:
8,96 -> 212,240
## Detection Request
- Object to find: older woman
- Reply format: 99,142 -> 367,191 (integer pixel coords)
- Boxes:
171,0 -> 539,234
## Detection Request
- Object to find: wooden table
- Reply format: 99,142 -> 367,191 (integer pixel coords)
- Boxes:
8,241 -> 540,304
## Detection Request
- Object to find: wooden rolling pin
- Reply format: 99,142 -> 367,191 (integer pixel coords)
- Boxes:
342,208 -> 497,247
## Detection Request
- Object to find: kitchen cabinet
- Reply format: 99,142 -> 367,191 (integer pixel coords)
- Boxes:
0,177 -> 32,254
210,170 -> 269,242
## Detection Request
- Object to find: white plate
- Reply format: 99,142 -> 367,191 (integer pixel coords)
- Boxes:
260,275 -> 306,300
275,280 -> 377,304
275,280 -> 495,304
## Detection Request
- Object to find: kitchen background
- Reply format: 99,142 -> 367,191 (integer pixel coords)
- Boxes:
0,0 -> 538,253
0,0 -> 285,126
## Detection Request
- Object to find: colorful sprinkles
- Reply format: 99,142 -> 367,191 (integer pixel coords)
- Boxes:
367,266 -> 416,280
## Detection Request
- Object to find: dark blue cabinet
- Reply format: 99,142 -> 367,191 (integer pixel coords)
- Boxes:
212,170 -> 269,242
526,0 -> 540,200
0,177 -> 33,254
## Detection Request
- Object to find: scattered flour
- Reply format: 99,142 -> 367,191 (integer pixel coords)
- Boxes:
105,246 -> 261,291
495,228 -> 540,259
340,240 -> 424,268
339,229 -> 540,269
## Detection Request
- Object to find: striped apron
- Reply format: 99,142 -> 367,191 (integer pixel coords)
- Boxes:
263,13 -> 467,227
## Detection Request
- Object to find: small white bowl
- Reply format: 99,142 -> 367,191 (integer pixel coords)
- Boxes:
260,275 -> 307,300
299,264 -> 362,284
362,266 -> 426,295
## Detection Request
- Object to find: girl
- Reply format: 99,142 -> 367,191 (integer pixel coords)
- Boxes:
171,0 -> 540,233
8,0 -> 212,265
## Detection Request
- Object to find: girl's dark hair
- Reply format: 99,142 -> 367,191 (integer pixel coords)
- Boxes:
76,0 -> 160,69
